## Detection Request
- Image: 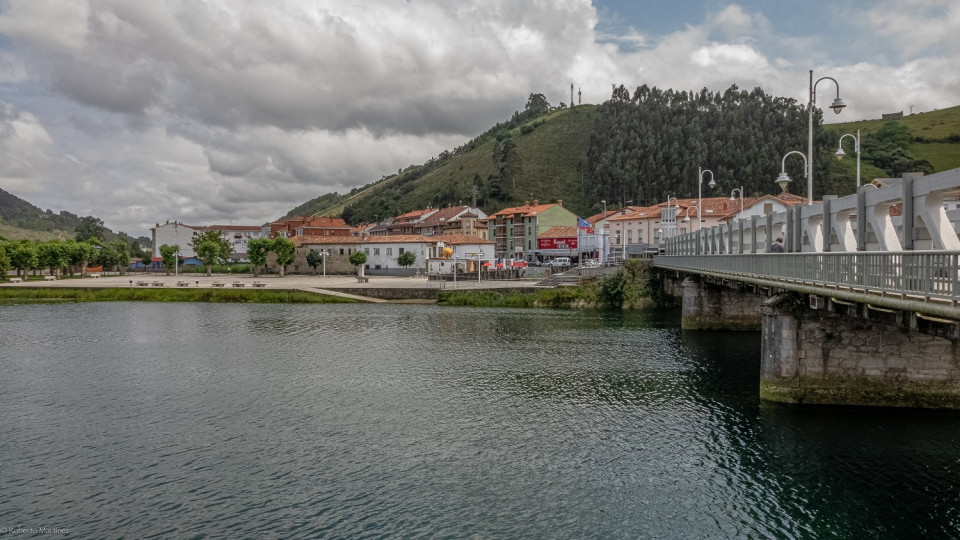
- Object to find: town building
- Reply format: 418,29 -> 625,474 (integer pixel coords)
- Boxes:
151,221 -> 267,261
269,216 -> 351,239
487,199 -> 579,261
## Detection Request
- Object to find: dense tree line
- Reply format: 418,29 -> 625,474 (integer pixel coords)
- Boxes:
0,236 -> 146,279
585,84 -> 835,205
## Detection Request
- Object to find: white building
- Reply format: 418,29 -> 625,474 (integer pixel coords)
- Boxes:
151,221 -> 267,261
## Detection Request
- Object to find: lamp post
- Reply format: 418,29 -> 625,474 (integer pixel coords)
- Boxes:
776,151 -> 808,194
478,249 -> 483,283
807,69 -> 846,204
697,168 -> 716,231
322,250 -> 327,277
836,129 -> 861,188
730,187 -> 744,220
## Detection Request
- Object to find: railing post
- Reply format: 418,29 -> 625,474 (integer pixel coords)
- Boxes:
765,213 -> 773,252
823,198 -> 832,253
902,176 -> 914,251
785,206 -> 793,253
750,215 -> 757,254
856,188 -> 867,251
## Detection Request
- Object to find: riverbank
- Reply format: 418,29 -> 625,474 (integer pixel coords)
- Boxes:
0,287 -> 356,304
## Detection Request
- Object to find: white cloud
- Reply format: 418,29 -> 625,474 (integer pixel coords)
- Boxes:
0,0 -> 956,235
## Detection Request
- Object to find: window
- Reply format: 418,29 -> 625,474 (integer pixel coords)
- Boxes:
387,248 -> 392,256
374,248 -> 380,256
399,248 -> 405,254
764,203 -> 773,215
528,240 -> 531,249
364,248 -> 369,255
527,227 -> 531,235
627,230 -> 632,244
339,248 -> 344,255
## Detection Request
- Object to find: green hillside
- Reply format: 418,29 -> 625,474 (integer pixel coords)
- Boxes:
830,105 -> 960,173
0,187 -> 136,243
285,94 -> 959,223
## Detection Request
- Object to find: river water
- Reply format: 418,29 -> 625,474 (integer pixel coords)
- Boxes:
1,302 -> 958,538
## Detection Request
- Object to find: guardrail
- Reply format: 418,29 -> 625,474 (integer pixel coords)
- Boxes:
655,251 -> 960,307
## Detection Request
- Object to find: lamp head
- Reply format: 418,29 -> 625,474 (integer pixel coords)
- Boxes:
729,195 -> 736,201
707,178 -> 716,189
830,97 -> 846,114
776,172 -> 792,193
683,214 -> 690,222
835,147 -> 846,160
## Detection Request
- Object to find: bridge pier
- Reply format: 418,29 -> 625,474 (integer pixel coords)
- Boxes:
681,276 -> 763,331
760,294 -> 960,408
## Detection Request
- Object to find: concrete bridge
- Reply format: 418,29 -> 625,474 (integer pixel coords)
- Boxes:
654,168 -> 960,409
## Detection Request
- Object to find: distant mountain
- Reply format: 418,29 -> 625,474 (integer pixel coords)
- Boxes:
0,187 -> 136,244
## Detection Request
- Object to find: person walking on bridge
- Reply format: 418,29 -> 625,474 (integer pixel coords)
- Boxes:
770,237 -> 784,253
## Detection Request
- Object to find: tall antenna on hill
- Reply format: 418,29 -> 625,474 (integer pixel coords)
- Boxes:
570,83 -> 574,107
578,86 -> 582,105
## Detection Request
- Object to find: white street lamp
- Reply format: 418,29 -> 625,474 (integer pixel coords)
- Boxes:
696,168 -> 716,231
836,129 -> 861,188
808,69 -> 846,205
730,187 -> 744,220
776,151 -> 808,194
478,249 -> 483,283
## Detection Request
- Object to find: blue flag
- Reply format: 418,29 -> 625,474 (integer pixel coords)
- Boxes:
578,217 -> 591,229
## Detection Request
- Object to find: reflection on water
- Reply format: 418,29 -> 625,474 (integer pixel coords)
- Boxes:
0,303 -> 958,538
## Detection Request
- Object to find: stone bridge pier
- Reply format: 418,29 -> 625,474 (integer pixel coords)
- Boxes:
676,275 -> 960,408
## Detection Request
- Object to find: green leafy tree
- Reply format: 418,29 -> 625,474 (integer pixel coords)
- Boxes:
190,230 -> 232,276
159,244 -> 179,276
110,240 -> 131,275
397,250 -> 416,268
247,237 -> 272,277
0,242 -> 10,280
272,237 -> 296,277
37,241 -> 69,277
9,240 -> 38,277
74,216 -> 105,242
305,248 -> 324,275
61,240 -> 93,276
349,251 -> 367,277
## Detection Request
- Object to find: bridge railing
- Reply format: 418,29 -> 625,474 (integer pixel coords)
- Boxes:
662,168 -> 960,255
654,251 -> 960,306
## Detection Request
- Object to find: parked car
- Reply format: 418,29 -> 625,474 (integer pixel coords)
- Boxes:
546,257 -> 571,267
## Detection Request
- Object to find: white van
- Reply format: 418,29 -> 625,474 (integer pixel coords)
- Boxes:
546,257 -> 571,267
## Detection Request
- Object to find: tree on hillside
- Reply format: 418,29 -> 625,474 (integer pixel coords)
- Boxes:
74,216 -> 104,242
247,238 -> 272,277
159,244 -> 179,276
524,93 -> 550,117
191,230 -> 232,276
861,122 -> 934,177
272,237 -> 296,277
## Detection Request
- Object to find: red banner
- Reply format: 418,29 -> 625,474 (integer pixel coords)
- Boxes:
538,237 -> 578,250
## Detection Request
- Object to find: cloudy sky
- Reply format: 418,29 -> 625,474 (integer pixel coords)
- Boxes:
0,0 -> 956,236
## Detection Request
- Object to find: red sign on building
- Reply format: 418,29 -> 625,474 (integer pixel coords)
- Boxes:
537,237 -> 578,250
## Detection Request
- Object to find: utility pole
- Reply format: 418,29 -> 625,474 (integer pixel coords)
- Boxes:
570,83 -> 574,107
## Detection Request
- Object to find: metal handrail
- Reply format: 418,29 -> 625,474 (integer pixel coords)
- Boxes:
655,251 -> 960,306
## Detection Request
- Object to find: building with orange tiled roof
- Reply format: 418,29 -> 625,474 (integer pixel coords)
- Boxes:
414,205 -> 488,239
269,216 -> 351,239
486,199 -> 578,260
287,233 -> 493,275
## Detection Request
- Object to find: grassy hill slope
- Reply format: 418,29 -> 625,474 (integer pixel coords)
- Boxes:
287,101 -> 958,222
294,105 -> 599,223
830,105 -> 960,172
0,187 -> 136,243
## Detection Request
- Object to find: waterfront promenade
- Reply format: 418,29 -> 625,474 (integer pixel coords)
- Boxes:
0,273 -> 540,300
